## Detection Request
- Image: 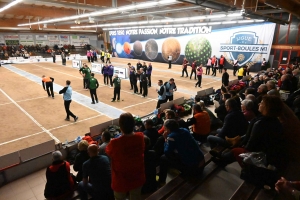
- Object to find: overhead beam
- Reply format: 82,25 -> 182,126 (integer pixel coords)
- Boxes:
263,0 -> 300,18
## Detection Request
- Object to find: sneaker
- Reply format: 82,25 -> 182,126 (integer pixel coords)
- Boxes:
52,97 -> 55,99
199,86 -> 202,88
111,100 -> 115,102
65,118 -> 70,121
117,100 -> 120,102
74,116 -> 78,122
130,88 -> 133,90
91,102 -> 95,104
96,101 -> 98,103
180,76 -> 183,77
195,85 -> 197,88
132,92 -> 135,94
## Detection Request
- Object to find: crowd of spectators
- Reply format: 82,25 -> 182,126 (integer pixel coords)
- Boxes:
43,63 -> 300,199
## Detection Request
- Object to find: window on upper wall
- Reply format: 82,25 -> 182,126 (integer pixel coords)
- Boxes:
288,16 -> 299,45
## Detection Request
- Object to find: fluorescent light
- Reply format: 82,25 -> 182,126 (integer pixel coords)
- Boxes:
173,18 -> 189,22
154,25 -> 164,28
189,16 -> 207,20
138,21 -> 148,25
0,0 -> 22,13
195,23 -> 208,25
172,24 -> 183,27
207,14 -> 226,19
159,0 -> 177,4
222,21 -> 237,24
149,20 -> 161,24
227,13 -> 242,17
184,23 -> 195,26
207,22 -> 221,25
255,19 -> 265,22
238,20 -> 254,23
136,2 -> 158,8
164,25 -> 174,27
118,5 -> 136,11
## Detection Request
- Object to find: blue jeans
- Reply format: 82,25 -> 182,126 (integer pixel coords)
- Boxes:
207,134 -> 230,149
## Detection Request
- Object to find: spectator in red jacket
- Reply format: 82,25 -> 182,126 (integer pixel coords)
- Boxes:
106,113 -> 145,200
190,60 -> 197,80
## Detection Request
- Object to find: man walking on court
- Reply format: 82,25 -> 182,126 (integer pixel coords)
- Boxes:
111,74 -> 121,102
181,57 -> 189,77
42,75 -> 54,99
89,73 -> 99,104
59,80 -> 78,122
61,52 -> 66,66
51,50 -> 56,63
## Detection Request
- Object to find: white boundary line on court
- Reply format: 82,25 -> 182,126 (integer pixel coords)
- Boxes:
122,99 -> 155,109
0,96 -> 47,106
0,131 -> 46,146
48,114 -> 103,131
0,88 -> 60,143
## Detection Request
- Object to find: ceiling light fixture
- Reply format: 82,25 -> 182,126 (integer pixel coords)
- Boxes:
18,0 -> 178,27
0,0 -> 22,13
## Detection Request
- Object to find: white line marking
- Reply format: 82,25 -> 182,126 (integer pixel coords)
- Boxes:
0,131 -> 46,146
0,88 -> 60,143
122,99 -> 155,109
48,114 -> 103,131
0,96 -> 48,106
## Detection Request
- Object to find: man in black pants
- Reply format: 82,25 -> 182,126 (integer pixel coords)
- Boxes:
190,60 -> 197,80
111,74 -> 121,102
89,73 -> 99,104
42,75 -> 55,99
51,50 -> 56,63
140,68 -> 148,98
136,60 -> 142,71
168,56 -> 172,69
59,80 -> 78,122
128,63 -> 136,90
233,59 -> 238,76
181,58 -> 189,77
79,64 -> 86,89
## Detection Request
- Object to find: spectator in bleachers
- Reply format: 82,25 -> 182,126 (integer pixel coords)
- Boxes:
280,74 -> 294,92
241,99 -> 256,122
158,110 -> 188,135
266,80 -> 279,97
142,136 -> 157,194
106,113 -> 145,200
215,93 -> 231,122
99,131 -> 111,156
186,104 -> 210,143
144,119 -> 159,149
292,69 -> 300,89
158,119 -> 205,185
229,90 -> 241,110
78,144 -> 113,200
256,84 -> 268,103
44,151 -> 75,199
73,140 -> 89,182
198,100 -> 222,131
207,98 -> 248,151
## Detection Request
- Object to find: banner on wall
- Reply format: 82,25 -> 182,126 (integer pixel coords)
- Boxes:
4,35 -> 19,45
48,35 -> 60,46
60,35 -> 70,45
19,35 -> 34,45
91,63 -> 103,74
0,35 -> 5,44
71,35 -> 90,46
109,23 -> 276,70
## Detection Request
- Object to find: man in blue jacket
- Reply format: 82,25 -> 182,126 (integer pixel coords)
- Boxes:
107,62 -> 114,87
59,80 -> 78,122
101,64 -> 109,85
158,119 -> 205,184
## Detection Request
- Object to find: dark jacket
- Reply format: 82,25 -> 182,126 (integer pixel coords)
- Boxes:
218,109 -> 248,139
215,104 -> 227,122
142,149 -> 157,194
73,150 -> 89,182
144,128 -> 159,149
222,72 -> 229,86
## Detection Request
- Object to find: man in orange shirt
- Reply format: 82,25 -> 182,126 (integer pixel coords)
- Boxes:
42,75 -> 54,99
106,113 -> 145,200
219,55 -> 225,73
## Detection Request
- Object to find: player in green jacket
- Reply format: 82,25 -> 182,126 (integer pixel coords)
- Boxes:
89,73 -> 99,104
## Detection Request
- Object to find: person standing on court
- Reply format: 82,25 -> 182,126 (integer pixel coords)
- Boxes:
181,57 -> 189,77
90,50 -> 94,63
233,59 -> 238,76
206,57 -> 212,75
106,51 -> 111,64
156,80 -> 166,109
136,60 -> 142,71
128,63 -> 136,91
42,75 -> 54,99
59,80 -> 78,122
102,64 -> 109,85
219,55 -> 225,74
168,55 -> 172,69
89,73 -> 99,104
140,68 -> 148,98
165,78 -> 177,102
142,62 -> 147,73
190,60 -> 197,80
222,68 -> 229,86
108,62 -> 114,88
51,50 -> 56,63
195,64 -> 203,88
79,64 -> 86,89
111,74 -> 121,102
212,56 -> 218,76
146,62 -> 152,87
93,50 -> 97,62
61,52 -> 66,66
83,64 -> 91,90
86,50 -> 91,63
100,50 -> 105,63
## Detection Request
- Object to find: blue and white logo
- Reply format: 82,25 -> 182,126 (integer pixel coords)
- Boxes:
220,31 -> 268,66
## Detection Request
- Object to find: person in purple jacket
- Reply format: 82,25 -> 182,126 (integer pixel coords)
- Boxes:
108,62 -> 114,87
101,64 -> 109,85
147,63 -> 152,87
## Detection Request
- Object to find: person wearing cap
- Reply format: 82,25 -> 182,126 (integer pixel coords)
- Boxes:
59,80 -> 78,122
79,144 -> 113,200
89,73 -> 99,104
164,78 -> 177,102
42,75 -> 54,99
44,151 -> 75,199
111,74 -> 121,102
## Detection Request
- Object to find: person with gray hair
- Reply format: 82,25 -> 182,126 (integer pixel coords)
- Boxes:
73,140 -> 90,182
44,151 -> 75,199
267,80 -> 279,96
157,119 -> 204,185
256,84 -> 268,103
241,99 -> 256,121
